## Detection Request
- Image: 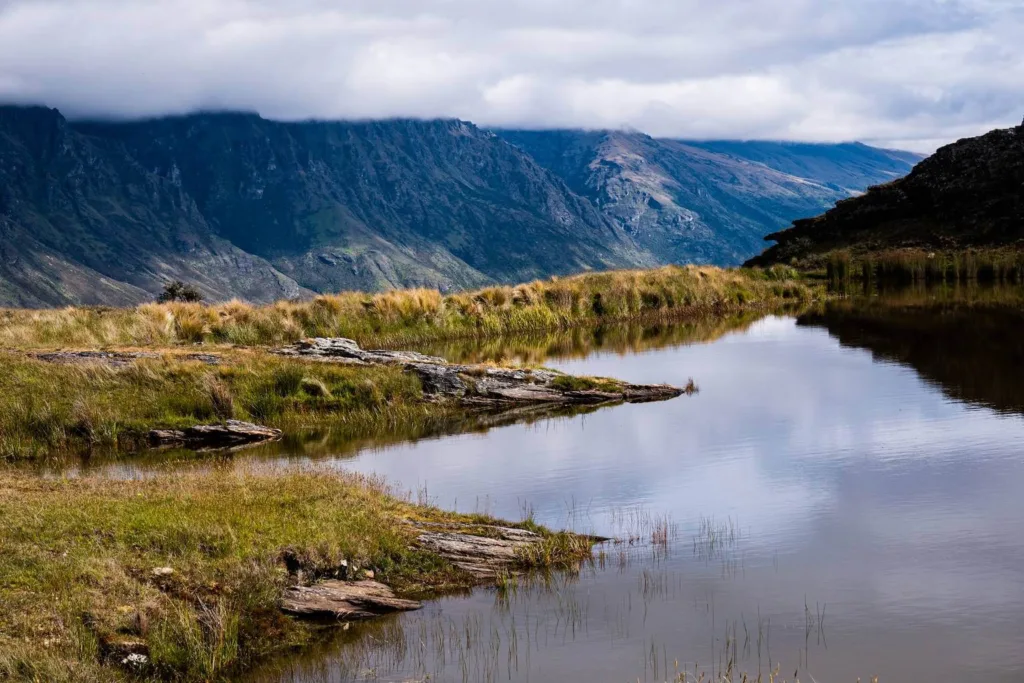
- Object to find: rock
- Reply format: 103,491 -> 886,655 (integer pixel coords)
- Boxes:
151,567 -> 174,578
415,525 -> 543,579
275,337 -> 684,407
148,420 -> 282,450
280,580 -> 422,620
101,638 -> 149,667
32,351 -> 220,367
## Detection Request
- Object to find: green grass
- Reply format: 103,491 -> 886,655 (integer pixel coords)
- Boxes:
548,374 -> 624,393
0,351 -> 458,462
0,266 -> 817,351
0,468 -> 592,682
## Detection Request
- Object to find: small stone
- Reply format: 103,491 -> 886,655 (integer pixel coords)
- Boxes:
151,567 -> 174,578
363,569 -> 375,579
122,653 -> 149,667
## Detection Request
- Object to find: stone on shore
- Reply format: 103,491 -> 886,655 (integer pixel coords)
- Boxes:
280,580 -> 422,620
148,420 -> 282,449
415,524 -> 543,579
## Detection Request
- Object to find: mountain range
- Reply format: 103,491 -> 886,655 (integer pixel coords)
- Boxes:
0,105 -> 920,306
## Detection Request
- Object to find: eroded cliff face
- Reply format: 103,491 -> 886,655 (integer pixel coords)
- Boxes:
748,119 -> 1024,266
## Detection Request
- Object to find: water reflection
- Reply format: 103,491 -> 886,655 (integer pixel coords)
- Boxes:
250,292 -> 1024,682
798,294 -> 1024,415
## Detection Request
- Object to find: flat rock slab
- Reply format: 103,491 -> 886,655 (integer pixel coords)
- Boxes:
149,420 -> 282,450
280,580 -> 422,620
415,525 -> 543,579
276,337 -> 683,407
33,351 -> 220,367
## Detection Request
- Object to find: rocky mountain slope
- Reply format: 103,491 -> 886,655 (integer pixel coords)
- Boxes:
497,130 -> 920,265
1,107 -> 646,306
748,119 -> 1024,266
0,105 -> 919,307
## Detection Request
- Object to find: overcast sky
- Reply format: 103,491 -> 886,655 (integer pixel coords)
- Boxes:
1,0 -> 1022,152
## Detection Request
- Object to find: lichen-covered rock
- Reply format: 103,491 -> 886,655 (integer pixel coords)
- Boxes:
280,580 -> 422,620
415,525 -> 542,579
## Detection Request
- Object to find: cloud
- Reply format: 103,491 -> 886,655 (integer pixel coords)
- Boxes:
0,0 -> 1022,151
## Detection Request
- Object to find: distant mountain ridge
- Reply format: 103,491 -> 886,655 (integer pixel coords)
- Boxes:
748,119 -> 1024,266
496,130 -> 920,265
0,105 -> 919,306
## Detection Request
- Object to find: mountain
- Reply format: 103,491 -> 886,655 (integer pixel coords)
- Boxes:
684,141 -> 921,193
748,119 -> 1024,266
496,130 -> 920,265
0,106 -> 647,306
0,105 -> 920,307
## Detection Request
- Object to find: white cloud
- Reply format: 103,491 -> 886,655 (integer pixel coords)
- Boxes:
0,0 -> 1022,151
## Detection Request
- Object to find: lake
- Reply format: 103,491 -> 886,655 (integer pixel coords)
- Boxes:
246,294 -> 1024,681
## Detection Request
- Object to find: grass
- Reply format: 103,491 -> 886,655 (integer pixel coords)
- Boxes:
0,266 -> 817,680
0,266 -> 816,351
0,467 -> 592,682
0,351 -> 454,462
821,248 -> 1024,291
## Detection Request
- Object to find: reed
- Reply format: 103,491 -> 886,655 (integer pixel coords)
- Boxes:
824,248 -> 1024,292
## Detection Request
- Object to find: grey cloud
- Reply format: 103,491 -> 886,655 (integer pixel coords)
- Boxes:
0,0 -> 1022,151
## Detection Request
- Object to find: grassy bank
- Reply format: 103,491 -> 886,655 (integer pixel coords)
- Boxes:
0,467 -> 591,682
0,351 -> 458,462
0,266 -> 812,351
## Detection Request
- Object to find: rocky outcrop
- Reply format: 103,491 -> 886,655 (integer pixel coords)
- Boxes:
275,337 -> 684,406
280,580 -> 422,620
749,118 -> 1024,265
148,420 -> 282,449
414,524 -> 544,579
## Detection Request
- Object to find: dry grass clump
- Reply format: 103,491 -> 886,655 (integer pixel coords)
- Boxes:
0,266 -> 813,351
0,467 -> 568,682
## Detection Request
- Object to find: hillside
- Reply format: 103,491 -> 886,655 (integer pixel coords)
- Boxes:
0,107 -> 646,306
748,119 -> 1024,266
496,130 -> 919,265
0,105 -> 919,307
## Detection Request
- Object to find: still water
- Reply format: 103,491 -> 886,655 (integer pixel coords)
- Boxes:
253,298 -> 1024,683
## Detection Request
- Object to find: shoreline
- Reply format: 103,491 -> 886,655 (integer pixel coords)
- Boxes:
0,467 -> 597,682
0,266 -> 814,681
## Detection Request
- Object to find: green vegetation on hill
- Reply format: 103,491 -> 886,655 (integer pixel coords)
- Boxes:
748,118 -> 1024,268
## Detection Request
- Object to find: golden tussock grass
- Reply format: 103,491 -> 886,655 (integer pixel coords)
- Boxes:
0,266 -> 814,351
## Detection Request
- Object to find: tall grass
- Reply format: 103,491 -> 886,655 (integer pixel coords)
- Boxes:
826,248 -> 1024,292
0,266 -> 814,351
